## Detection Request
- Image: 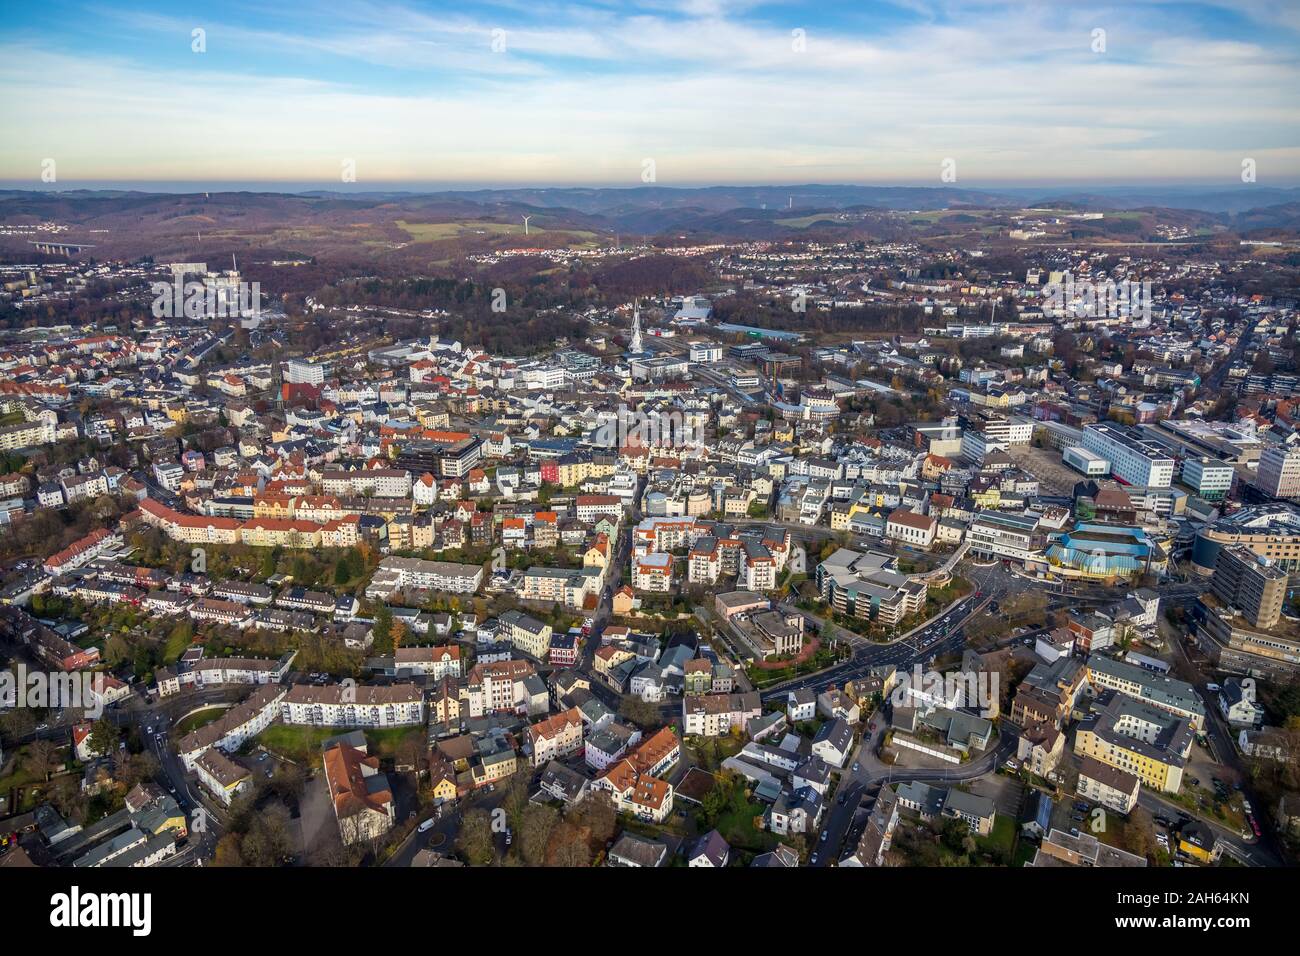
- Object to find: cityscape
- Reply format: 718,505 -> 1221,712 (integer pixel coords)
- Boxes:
0,0 -> 1296,933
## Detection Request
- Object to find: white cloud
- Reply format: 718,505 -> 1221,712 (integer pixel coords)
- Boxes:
3,1 -> 1298,182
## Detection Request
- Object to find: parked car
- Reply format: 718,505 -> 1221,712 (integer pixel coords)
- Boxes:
417,819 -> 434,833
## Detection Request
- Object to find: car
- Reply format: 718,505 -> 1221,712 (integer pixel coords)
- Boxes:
868,722 -> 876,732
167,786 -> 176,794
505,831 -> 513,846
820,830 -> 828,841
810,852 -> 819,864
852,762 -> 860,772
417,819 -> 434,833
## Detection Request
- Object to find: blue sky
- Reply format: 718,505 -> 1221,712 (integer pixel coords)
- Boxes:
2,0 -> 1298,186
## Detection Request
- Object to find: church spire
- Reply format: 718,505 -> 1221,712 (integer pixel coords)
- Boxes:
630,298 -> 643,354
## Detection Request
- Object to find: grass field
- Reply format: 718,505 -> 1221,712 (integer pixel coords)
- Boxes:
397,219 -> 526,240
395,219 -> 599,245
161,627 -> 194,664
257,724 -> 420,765
774,214 -> 843,228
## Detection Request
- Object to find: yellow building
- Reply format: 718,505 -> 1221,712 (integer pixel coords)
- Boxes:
253,495 -> 296,520
428,769 -> 458,804
583,537 -> 610,571
1177,823 -> 1217,863
239,519 -> 323,549
1073,696 -> 1190,794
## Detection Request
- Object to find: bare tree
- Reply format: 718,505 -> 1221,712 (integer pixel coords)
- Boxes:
23,739 -> 59,782
519,804 -> 559,866
549,823 -> 592,867
458,808 -> 495,866
570,791 -> 617,847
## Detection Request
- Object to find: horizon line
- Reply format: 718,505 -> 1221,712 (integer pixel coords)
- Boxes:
3,180 -> 1298,194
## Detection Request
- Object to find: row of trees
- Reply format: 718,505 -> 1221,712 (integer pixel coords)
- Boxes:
457,769 -> 618,867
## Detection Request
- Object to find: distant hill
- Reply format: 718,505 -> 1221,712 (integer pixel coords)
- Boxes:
2,183 -> 1296,260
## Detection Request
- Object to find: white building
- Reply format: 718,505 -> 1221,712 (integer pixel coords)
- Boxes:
280,683 -> 425,728
1257,444 -> 1300,499
286,358 -> 325,385
1081,423 -> 1175,488
1180,457 -> 1235,499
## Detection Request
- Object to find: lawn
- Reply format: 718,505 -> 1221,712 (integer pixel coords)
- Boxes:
685,735 -> 745,772
161,625 -> 194,664
0,755 -> 49,814
0,763 -> 40,796
257,724 -> 418,765
976,814 -> 1018,863
745,645 -> 840,687
713,787 -> 777,854
173,706 -> 229,737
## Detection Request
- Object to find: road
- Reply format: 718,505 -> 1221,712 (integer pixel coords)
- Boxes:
782,562 -> 1233,867
1135,789 -> 1278,867
758,558 -> 1015,702
0,643 -> 247,863
1158,608 -> 1286,867
578,475 -> 641,677
813,716 -> 1020,867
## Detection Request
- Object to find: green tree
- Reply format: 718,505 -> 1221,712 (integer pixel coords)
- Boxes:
371,604 -> 394,655
89,718 -> 119,758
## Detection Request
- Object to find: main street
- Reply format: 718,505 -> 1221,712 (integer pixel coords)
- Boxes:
767,556 -> 1225,866
758,557 -> 1015,702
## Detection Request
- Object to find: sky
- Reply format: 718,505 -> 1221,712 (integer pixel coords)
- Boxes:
2,0 -> 1299,188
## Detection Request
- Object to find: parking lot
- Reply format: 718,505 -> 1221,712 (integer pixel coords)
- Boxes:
1006,444 -> 1086,497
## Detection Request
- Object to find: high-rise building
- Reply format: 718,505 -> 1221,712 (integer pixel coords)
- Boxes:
1257,444 -> 1300,500
1211,545 -> 1288,629
285,358 -> 324,385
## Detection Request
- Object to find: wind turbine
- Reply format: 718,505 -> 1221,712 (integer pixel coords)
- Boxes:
521,215 -> 531,236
